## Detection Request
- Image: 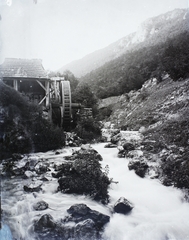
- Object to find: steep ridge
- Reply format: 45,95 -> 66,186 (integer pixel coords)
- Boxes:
59,8 -> 188,77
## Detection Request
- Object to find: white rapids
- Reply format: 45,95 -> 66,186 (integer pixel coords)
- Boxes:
93,143 -> 189,240
1,132 -> 189,240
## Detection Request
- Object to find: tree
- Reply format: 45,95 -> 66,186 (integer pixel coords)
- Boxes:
72,83 -> 98,108
48,70 -> 79,94
162,32 -> 189,80
63,70 -> 79,91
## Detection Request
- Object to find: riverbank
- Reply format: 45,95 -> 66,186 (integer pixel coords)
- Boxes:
1,132 -> 189,239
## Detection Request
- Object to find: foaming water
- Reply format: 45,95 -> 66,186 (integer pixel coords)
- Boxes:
1,143 -> 189,240
93,144 -> 189,240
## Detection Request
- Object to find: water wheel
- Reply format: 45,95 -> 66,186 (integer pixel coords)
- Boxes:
60,81 -> 72,129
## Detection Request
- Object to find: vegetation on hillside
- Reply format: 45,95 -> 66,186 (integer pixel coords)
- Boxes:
71,83 -> 102,141
80,31 -> 189,99
142,91 -> 189,189
162,31 -> 189,80
98,76 -> 189,191
0,81 -> 65,159
72,83 -> 98,112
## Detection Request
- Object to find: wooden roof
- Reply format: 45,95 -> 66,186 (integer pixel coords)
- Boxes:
0,58 -> 48,79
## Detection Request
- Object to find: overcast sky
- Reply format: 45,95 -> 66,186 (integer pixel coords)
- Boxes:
0,0 -> 188,70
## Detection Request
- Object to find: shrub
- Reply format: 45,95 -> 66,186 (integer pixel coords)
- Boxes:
58,148 -> 110,203
3,122 -> 32,154
74,118 -> 102,141
31,117 -> 65,152
72,83 -> 99,116
97,106 -> 113,121
0,81 -> 65,159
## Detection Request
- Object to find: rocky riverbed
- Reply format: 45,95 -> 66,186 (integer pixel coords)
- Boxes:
1,131 -> 189,240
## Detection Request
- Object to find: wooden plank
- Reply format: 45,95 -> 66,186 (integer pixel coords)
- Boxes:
39,95 -> 46,105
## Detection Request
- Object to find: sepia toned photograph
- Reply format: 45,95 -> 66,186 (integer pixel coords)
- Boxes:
0,0 -> 189,239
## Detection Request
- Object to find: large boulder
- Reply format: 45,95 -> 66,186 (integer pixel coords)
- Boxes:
66,204 -> 110,229
128,160 -> 149,178
74,219 -> 97,240
23,181 -> 43,193
33,201 -> 49,211
2,155 -> 51,179
114,197 -> 133,214
117,142 -> 135,158
123,142 -> 135,152
34,204 -> 110,240
111,133 -> 121,144
104,143 -> 117,148
33,214 -> 64,240
34,214 -> 56,232
23,170 -> 37,179
34,162 -> 49,174
101,128 -> 120,142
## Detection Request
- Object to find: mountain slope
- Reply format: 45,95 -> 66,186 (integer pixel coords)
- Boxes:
98,77 -> 189,131
98,77 -> 189,189
59,8 -> 188,77
78,30 -> 189,99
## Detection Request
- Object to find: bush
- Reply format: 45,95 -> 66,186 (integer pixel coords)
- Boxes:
0,81 -> 65,159
58,148 -> 110,203
30,117 -> 65,152
74,118 -> 102,141
3,123 -> 32,154
72,83 -> 99,116
97,106 -> 113,121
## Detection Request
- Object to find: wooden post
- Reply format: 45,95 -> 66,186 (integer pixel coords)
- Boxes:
45,80 -> 50,108
45,80 -> 52,122
48,104 -> 52,123
13,79 -> 18,91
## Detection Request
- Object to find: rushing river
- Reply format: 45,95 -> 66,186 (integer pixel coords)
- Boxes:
1,138 -> 189,240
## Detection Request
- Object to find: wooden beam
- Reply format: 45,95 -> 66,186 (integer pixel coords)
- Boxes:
39,95 -> 46,105
36,80 -> 46,91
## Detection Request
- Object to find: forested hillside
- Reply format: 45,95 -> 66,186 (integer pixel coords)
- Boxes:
79,31 -> 189,98
60,8 -> 188,78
